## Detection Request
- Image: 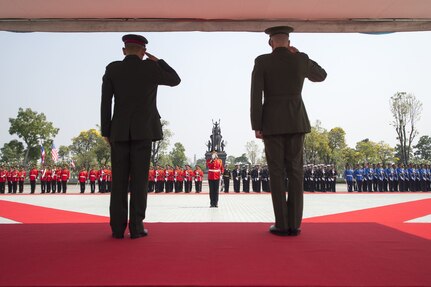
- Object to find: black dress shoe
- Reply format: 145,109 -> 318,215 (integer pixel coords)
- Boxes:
269,225 -> 290,236
130,229 -> 148,239
288,228 -> 301,236
112,233 -> 124,239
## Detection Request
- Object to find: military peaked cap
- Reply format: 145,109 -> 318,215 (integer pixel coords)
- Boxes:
264,26 -> 294,36
122,34 -> 148,46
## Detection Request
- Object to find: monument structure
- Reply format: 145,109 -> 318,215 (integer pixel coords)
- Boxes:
205,120 -> 227,166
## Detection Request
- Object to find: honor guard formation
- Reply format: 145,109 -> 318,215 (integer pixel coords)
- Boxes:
2,162 -> 430,194
343,162 -> 431,192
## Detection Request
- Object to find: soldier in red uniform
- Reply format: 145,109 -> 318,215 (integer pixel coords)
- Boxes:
29,164 -> 39,194
148,166 -> 155,192
78,167 -> 88,193
61,165 -> 70,193
105,166 -> 112,193
98,166 -> 105,193
184,165 -> 194,193
0,165 -> 7,194
18,166 -> 26,193
174,165 -> 184,193
45,166 -> 52,193
89,166 -> 98,193
6,166 -> 13,193
165,165 -> 174,192
40,165 -> 48,193
206,152 -> 224,207
10,166 -> 18,193
194,165 -> 204,193
156,165 -> 165,193
55,165 -> 62,193
51,166 -> 57,193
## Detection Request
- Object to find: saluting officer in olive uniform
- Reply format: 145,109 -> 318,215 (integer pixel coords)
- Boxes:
250,26 -> 326,236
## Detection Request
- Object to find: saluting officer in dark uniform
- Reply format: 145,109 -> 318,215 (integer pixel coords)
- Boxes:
101,34 -> 181,239
222,165 -> 231,193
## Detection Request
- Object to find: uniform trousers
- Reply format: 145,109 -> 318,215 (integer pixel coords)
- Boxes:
51,181 -> 56,192
208,179 -> 220,207
264,133 -> 304,231
195,181 -> 202,192
242,179 -> 250,192
110,139 -> 151,236
233,179 -> 240,192
40,181 -> 46,193
19,181 -> 24,193
0,182 -> 5,193
80,182 -> 86,193
30,180 -> 36,193
223,178 -> 230,192
90,181 -> 96,193
62,181 -> 67,193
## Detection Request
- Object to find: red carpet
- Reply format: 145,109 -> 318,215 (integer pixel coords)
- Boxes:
0,199 -> 430,286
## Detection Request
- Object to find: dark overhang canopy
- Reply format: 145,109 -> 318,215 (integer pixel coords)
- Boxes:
0,0 -> 431,33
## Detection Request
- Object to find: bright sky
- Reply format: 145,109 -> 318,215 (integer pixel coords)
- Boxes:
0,31 -> 430,162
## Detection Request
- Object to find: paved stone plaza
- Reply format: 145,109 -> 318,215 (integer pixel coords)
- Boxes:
1,191 -> 430,224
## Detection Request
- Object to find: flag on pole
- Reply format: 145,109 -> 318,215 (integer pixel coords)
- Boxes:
70,159 -> 75,169
51,144 -> 59,163
40,146 -> 46,164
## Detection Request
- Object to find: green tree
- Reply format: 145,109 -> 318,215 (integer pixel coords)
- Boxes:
170,142 -> 187,167
234,153 -> 249,166
376,141 -> 396,165
151,120 -> 173,166
9,108 -> 59,165
157,153 -> 173,167
340,147 -> 361,166
355,139 -> 379,163
69,128 -> 103,170
414,135 -> 431,162
304,121 -> 330,164
0,140 -> 25,164
195,158 -> 206,169
327,127 -> 347,166
93,138 -> 111,166
390,92 -> 422,165
58,145 -> 71,162
245,140 -> 260,166
226,155 -> 236,165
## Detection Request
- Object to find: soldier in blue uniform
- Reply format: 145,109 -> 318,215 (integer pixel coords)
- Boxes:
363,163 -> 370,192
392,164 -> 398,191
372,163 -> 378,191
386,163 -> 393,191
353,164 -> 364,192
343,164 -> 354,192
397,163 -> 406,192
407,163 -> 416,191
375,163 -> 384,192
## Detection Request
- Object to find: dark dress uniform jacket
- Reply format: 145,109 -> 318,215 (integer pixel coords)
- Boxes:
251,47 -> 327,135
101,55 -> 181,142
